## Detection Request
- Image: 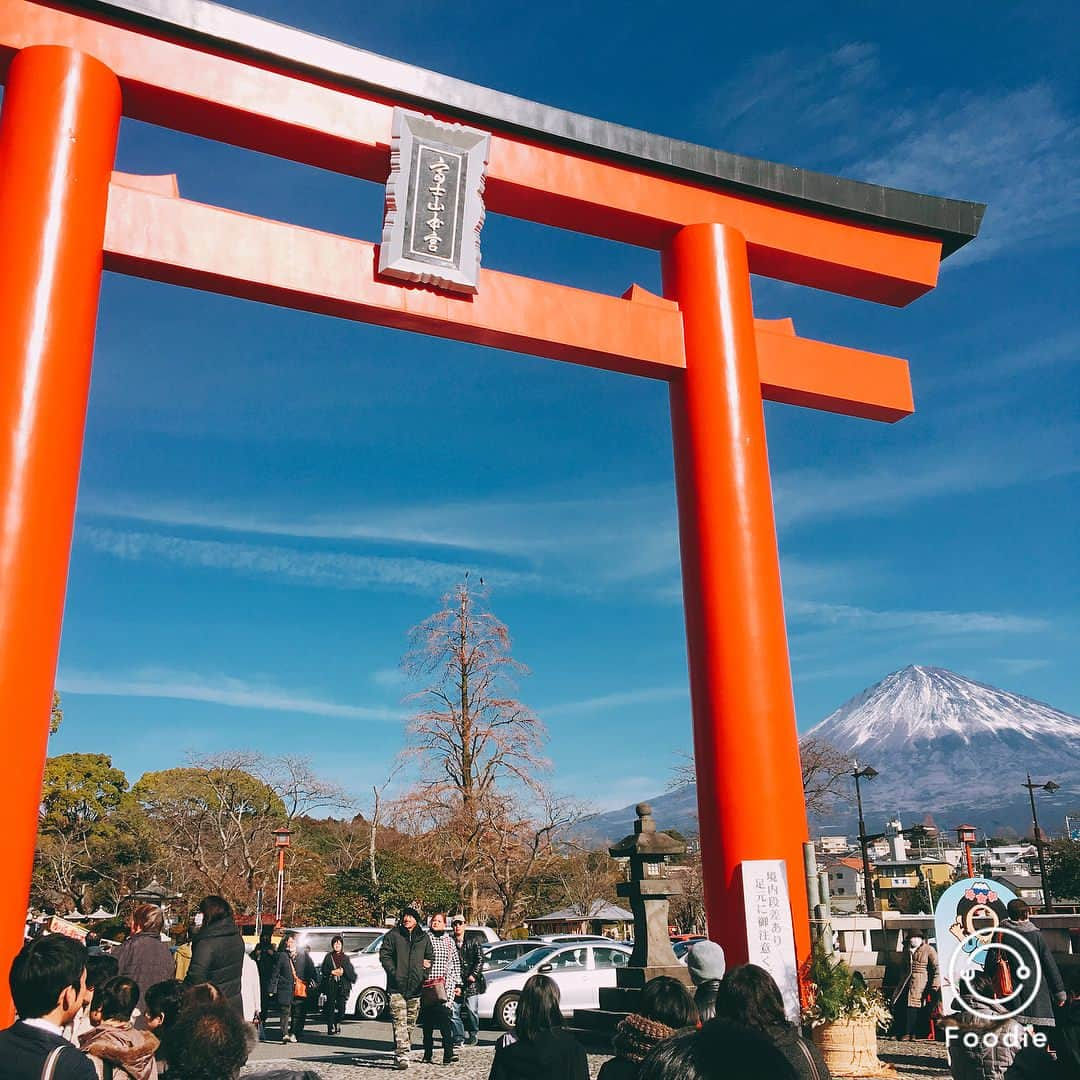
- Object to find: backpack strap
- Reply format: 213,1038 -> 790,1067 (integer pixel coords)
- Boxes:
795,1034 -> 822,1080
40,1045 -> 65,1080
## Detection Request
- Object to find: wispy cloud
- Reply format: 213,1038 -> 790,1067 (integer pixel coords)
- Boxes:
991,658 -> 1053,676
79,525 -> 547,593
371,667 -> 408,689
58,667 -> 404,721
705,44 -> 1078,265
773,422 -> 1080,530
702,42 -> 887,167
79,488 -> 677,565
788,600 -> 1046,635
850,83 -> 1080,265
541,685 -> 689,718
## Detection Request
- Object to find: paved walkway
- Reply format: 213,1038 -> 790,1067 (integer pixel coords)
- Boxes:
242,1022 -> 951,1078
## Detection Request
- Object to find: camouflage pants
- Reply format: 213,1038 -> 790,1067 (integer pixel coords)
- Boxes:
388,993 -> 420,1062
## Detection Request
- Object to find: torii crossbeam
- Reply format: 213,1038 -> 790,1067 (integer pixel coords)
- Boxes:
0,0 -> 983,1021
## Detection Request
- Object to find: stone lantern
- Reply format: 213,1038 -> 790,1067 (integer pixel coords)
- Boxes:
608,802 -> 691,986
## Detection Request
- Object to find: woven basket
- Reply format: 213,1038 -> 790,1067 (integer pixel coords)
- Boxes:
811,1018 -> 896,1078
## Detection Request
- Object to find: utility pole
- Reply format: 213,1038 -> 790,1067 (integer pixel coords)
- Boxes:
1023,773 -> 1059,914
852,764 -> 878,914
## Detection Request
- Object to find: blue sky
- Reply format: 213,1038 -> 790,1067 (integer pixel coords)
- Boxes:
43,0 -> 1079,813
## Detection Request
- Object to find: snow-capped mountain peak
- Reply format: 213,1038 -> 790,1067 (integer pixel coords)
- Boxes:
807,665 -> 1080,752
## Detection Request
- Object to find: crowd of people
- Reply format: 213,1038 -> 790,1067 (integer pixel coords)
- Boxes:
5,894 -> 1078,1079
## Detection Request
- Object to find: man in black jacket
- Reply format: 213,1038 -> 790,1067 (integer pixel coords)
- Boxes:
0,934 -> 96,1080
450,917 -> 485,1046
379,907 -> 433,1070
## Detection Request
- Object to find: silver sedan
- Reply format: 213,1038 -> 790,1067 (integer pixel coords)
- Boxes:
475,941 -> 631,1030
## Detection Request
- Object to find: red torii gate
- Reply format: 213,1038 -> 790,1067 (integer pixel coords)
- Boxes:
0,0 -> 982,1021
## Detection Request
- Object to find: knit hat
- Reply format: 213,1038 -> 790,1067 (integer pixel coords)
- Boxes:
686,940 -> 726,985
400,906 -> 422,923
612,1014 -> 677,1063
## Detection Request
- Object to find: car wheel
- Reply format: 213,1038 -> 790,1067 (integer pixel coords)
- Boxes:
494,992 -> 521,1031
354,987 -> 387,1020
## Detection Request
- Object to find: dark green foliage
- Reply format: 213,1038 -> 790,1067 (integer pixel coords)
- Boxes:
304,850 -> 457,924
804,943 -> 890,1024
1047,839 -> 1080,903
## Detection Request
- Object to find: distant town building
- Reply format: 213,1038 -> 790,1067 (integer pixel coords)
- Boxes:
871,818 -> 951,910
816,835 -> 851,856
992,873 -> 1045,905
523,900 -> 634,940
973,844 -> 1041,877
823,857 -> 864,913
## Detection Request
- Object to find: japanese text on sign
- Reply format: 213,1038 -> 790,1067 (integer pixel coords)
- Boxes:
741,859 -> 800,1020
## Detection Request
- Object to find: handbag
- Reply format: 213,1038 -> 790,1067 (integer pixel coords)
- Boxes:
420,977 -> 447,1007
990,932 -> 1014,998
288,955 -> 308,999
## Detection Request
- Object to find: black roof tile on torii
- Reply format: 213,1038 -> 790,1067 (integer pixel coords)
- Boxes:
68,0 -> 985,256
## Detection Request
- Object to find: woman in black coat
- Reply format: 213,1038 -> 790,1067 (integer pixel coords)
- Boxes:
185,896 -> 245,1015
488,974 -> 588,1080
712,964 -> 830,1080
268,934 -> 307,1043
320,935 -> 356,1035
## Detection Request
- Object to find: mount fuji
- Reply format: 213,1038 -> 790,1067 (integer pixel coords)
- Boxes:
578,665 -> 1080,841
804,664 -> 1080,833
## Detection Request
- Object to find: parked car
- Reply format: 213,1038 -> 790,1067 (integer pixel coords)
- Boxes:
476,941 -> 632,1030
457,924 -> 500,944
535,934 -> 619,944
342,924 -> 498,1020
343,932 -> 392,1020
671,939 -> 699,962
482,939 -> 548,971
283,925 -> 385,967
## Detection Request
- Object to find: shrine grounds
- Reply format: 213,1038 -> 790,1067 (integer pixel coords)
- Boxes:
244,1022 -> 951,1077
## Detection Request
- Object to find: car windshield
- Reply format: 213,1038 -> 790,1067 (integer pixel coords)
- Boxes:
502,945 -> 559,972
361,934 -> 385,955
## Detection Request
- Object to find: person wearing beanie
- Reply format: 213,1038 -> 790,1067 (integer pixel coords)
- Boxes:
598,977 -> 698,1080
380,907 -> 433,1070
686,941 -> 726,1023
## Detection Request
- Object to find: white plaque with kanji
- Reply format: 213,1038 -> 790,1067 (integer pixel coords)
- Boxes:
378,109 -> 490,294
741,858 -> 800,1020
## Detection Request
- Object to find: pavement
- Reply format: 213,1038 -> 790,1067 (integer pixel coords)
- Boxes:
241,1018 -> 952,1078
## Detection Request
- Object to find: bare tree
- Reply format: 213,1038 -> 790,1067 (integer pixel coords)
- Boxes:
668,736 -> 852,816
396,578 -> 548,919
133,751 -> 352,906
666,750 -> 695,791
798,736 -> 853,815
474,790 -> 586,932
552,848 -> 623,920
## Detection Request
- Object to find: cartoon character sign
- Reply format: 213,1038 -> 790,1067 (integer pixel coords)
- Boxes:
934,877 -> 1018,1014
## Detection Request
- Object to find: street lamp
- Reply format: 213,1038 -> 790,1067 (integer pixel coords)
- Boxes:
852,763 -> 878,914
1022,774 -> 1059,914
956,824 -> 978,878
273,827 -> 292,927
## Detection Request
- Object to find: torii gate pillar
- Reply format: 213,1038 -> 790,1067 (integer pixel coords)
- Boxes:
665,223 -> 811,967
0,45 -> 120,985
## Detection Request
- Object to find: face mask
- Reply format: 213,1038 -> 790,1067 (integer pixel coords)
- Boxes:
193,913 -> 204,929
909,938 -> 923,949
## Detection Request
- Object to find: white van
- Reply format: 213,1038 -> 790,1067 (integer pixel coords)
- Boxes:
283,925 -> 385,967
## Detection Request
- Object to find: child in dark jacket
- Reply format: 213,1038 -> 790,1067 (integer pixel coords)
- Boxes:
79,976 -> 160,1080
